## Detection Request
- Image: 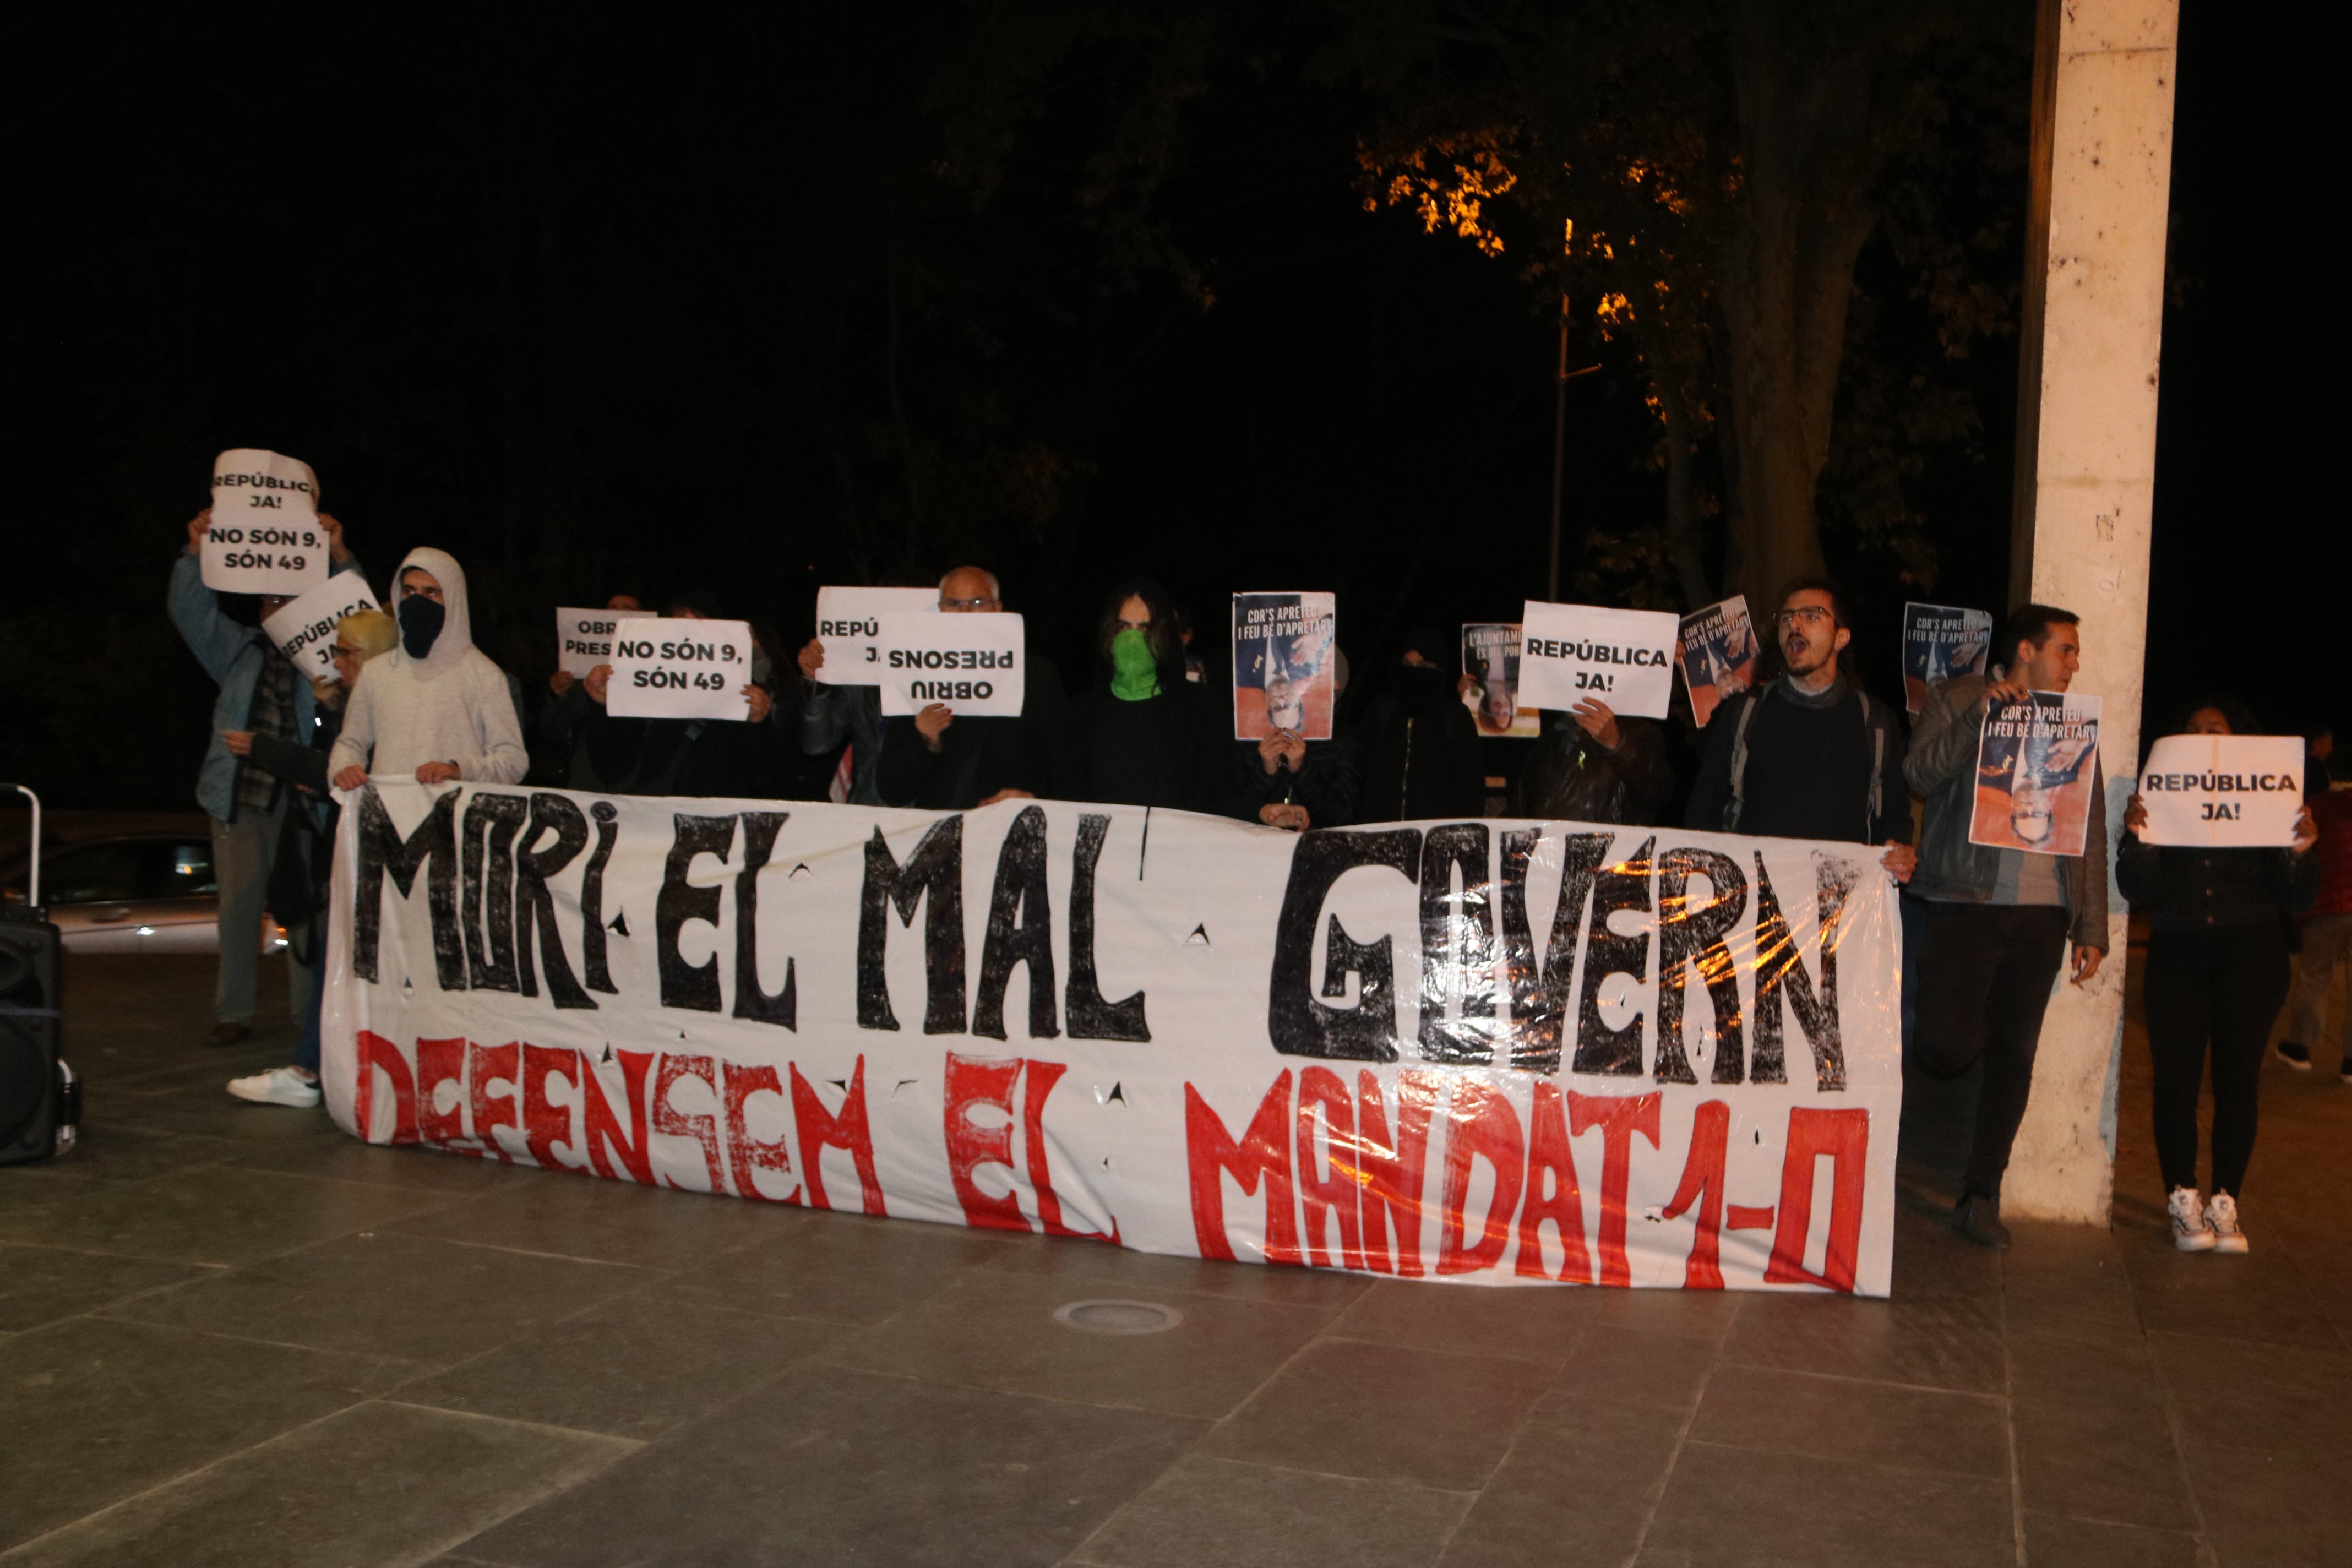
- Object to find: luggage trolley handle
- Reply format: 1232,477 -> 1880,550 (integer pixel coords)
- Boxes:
3,782 -> 38,910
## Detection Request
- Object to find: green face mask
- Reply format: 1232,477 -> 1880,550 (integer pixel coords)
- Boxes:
1110,625 -> 1159,700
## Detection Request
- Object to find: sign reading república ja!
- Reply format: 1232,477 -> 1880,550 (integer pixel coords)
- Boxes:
1901,603 -> 1994,714
815,586 -> 940,682
2138,735 -> 2305,848
873,612 -> 1026,718
1233,592 -> 1337,740
203,449 -> 330,596
556,607 -> 655,680
264,571 -> 380,683
325,785 -> 1907,1295
1969,692 -> 2103,857
606,618 -> 756,721
1516,600 -> 1678,720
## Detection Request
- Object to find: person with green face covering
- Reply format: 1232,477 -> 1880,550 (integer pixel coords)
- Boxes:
1067,576 -> 1222,810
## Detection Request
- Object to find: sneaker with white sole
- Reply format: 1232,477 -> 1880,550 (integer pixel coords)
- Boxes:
2276,1039 -> 2312,1070
2168,1187 -> 2217,1252
227,1067 -> 322,1108
2204,1191 -> 2249,1254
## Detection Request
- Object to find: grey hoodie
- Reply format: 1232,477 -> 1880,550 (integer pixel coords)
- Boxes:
328,547 -> 529,785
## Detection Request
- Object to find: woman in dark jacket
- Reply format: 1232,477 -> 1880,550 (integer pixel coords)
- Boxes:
1066,576 -> 1222,810
2118,695 -> 2319,1254
1354,628 -> 1488,823
1518,699 -> 1674,826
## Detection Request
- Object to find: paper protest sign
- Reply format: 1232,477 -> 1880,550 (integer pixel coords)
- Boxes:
263,571 -> 380,684
2138,736 -> 2305,847
556,607 -> 656,679
1461,623 -> 1538,737
1902,602 -> 1994,713
203,449 -> 329,595
1676,596 -> 1758,729
1233,592 -> 1337,739
606,618 -> 756,721
1970,692 -> 2103,856
1516,601 -> 1678,720
874,612 -> 1026,718
815,586 -> 939,683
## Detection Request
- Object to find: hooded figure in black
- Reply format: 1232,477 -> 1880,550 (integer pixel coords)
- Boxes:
1355,626 -> 1488,823
1067,576 -> 1222,810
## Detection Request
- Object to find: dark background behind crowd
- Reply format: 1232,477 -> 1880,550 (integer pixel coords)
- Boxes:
0,3 -> 2333,810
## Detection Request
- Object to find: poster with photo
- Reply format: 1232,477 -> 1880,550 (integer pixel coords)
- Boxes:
1902,603 -> 1995,713
1461,622 -> 1538,737
1233,591 -> 1336,740
1969,693 -> 2103,857
1675,596 -> 1758,729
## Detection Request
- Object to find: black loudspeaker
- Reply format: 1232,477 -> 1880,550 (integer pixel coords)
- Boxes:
0,905 -> 70,1164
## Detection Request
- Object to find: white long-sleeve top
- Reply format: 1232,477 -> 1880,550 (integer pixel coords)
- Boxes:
328,648 -> 528,783
328,545 -> 529,784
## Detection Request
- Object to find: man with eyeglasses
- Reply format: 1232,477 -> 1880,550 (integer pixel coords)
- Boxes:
1905,603 -> 2108,1249
874,565 -> 1070,809
1684,578 -> 1916,880
171,502 -> 362,1048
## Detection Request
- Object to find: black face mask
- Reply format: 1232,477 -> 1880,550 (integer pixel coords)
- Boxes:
398,595 -> 445,658
1395,663 -> 1450,709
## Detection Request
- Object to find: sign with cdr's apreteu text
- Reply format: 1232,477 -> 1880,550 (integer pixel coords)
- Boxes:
605,617 -> 755,721
322,786 -> 1902,1294
872,611 -> 1026,717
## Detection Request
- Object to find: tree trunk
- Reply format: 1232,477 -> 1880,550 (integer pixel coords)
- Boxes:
1714,1 -> 1889,607
1656,377 -> 1713,609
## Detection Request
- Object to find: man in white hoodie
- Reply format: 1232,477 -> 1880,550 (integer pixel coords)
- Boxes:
330,547 -> 529,788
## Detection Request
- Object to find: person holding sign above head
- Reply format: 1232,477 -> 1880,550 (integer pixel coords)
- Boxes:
875,566 -> 1069,810
1068,578 -> 1223,810
1683,578 -> 1914,874
329,548 -> 528,791
573,592 -> 782,797
217,608 -> 399,1109
1906,605 -> 2110,1249
2117,697 -> 2319,1253
169,502 -> 360,1049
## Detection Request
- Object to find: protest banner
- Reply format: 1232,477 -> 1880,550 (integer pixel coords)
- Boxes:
1516,601 -> 1678,721
816,586 -> 939,682
873,612 -> 1026,718
1234,592 -> 1337,740
1462,623 -> 1539,737
2137,735 -> 2305,848
606,618 -> 756,722
1970,693 -> 2104,856
1902,603 -> 1995,714
1675,597 -> 1759,729
263,571 -> 380,683
556,607 -> 656,680
203,449 -> 329,595
324,783 -> 1904,1295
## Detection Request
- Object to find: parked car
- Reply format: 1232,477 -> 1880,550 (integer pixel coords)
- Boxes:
1,834 -> 286,955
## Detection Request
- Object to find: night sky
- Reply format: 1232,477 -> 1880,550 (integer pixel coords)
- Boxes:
0,3 -> 2324,810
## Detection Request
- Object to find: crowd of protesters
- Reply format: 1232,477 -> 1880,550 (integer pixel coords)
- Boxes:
170,501 -> 2338,1258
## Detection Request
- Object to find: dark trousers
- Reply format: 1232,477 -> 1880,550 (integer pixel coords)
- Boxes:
2145,922 -> 2290,1197
1913,903 -> 2071,1197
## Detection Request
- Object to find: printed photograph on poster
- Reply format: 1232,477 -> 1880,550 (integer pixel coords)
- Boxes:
556,606 -> 655,679
264,571 -> 380,683
202,449 -> 330,596
1970,692 -> 2103,856
1675,596 -> 1758,728
815,585 -> 939,682
2137,734 -> 2306,848
1233,591 -> 1336,739
873,611 -> 1026,718
606,617 -> 756,721
1902,602 -> 1994,712
1515,600 -> 1678,720
1461,623 -> 1538,737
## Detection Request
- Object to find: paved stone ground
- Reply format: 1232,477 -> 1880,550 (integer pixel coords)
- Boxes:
2,941 -> 2346,1566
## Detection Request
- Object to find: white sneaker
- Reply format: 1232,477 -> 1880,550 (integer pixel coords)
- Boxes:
227,1067 -> 322,1108
2168,1187 -> 2217,1252
2205,1191 -> 2249,1254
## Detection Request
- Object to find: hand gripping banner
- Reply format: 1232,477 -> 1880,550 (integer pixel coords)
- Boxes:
323,785 -> 1903,1294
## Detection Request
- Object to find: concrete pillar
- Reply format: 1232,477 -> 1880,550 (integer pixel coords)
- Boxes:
2002,0 -> 2178,1223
